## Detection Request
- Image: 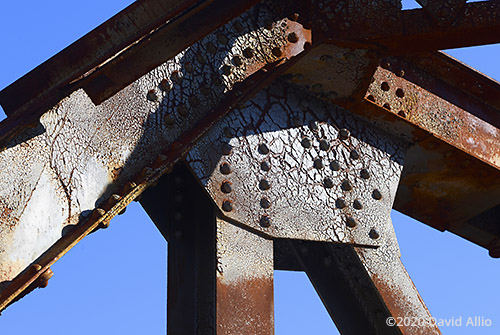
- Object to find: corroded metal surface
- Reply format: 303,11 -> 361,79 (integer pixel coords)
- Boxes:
0,3 -> 306,308
187,82 -> 406,246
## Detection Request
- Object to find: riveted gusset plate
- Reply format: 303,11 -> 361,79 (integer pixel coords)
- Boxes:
0,3 -> 307,298
187,82 -> 407,245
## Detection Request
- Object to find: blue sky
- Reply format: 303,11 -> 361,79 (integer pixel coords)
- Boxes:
0,1 -> 499,334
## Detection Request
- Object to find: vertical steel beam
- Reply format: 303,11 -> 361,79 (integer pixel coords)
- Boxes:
140,163 -> 274,334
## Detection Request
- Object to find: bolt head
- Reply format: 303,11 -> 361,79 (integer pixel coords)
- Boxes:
372,189 -> 383,200
360,169 -> 370,179
222,200 -> 233,212
220,163 -> 232,175
260,216 -> 271,228
314,158 -> 324,169
369,229 -> 380,239
261,161 -> 271,171
258,143 -> 270,155
353,199 -> 363,210
221,181 -> 232,194
301,137 -> 312,148
330,160 -> 341,171
323,177 -> 334,189
341,180 -> 352,191
259,179 -> 271,191
336,198 -> 347,209
339,128 -> 350,140
346,217 -> 357,228
260,197 -> 271,209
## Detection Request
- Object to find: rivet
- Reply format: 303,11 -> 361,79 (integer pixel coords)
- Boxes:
350,149 -> 360,160
309,120 -> 319,131
314,158 -> 324,169
164,114 -> 175,126
243,47 -> 255,58
301,137 -> 312,148
272,47 -> 283,58
206,42 -> 217,54
330,160 -> 341,171
319,140 -> 330,151
396,69 -> 405,77
398,110 -> 407,118
160,79 -> 173,91
36,268 -> 54,288
222,200 -> 233,212
173,212 -> 183,221
341,180 -> 352,191
366,95 -> 375,102
261,161 -> 271,171
258,143 -> 270,155
222,65 -> 232,76
360,169 -> 370,179
223,126 -> 235,138
339,128 -> 350,140
353,199 -> 363,210
372,189 -> 383,200
396,88 -> 405,98
288,13 -> 299,21
92,208 -> 106,219
217,32 -> 228,45
303,41 -> 311,49
259,179 -> 271,190
260,215 -> 271,228
287,32 -> 299,43
383,103 -> 391,110
201,85 -> 211,96
196,53 -> 207,64
147,89 -> 158,101
184,62 -> 194,73
221,181 -> 232,193
233,55 -> 243,67
346,217 -> 357,228
323,177 -> 334,188
222,143 -> 233,155
178,104 -> 189,117
213,76 -> 223,86
369,229 -> 380,239
171,71 -> 183,83
189,95 -> 200,108
381,82 -> 390,91
336,198 -> 347,209
220,163 -> 232,174
233,21 -> 244,32
260,197 -> 271,209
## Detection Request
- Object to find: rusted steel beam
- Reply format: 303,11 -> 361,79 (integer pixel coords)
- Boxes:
0,0 -> 264,148
289,222 -> 441,334
143,163 -> 274,334
0,48 -> 300,312
377,2 -> 500,53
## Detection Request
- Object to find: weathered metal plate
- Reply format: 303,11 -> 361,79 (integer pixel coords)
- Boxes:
0,4 -> 305,295
187,82 -> 407,245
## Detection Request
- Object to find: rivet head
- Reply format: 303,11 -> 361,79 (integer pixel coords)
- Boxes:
171,71 -> 183,83
264,18 -> 273,30
288,13 -> 299,21
350,149 -> 360,160
196,52 -> 207,64
217,32 -> 228,45
346,217 -> 357,228
301,137 -> 312,148
220,163 -> 232,174
272,47 -> 282,58
188,95 -> 200,108
164,114 -> 175,126
160,79 -> 173,91
336,198 -> 347,209
177,104 -> 188,117
260,197 -> 271,209
372,189 -> 383,200
261,161 -> 271,171
222,143 -> 233,155
319,140 -> 330,151
233,55 -> 243,67
309,120 -> 319,131
314,158 -> 324,169
287,32 -> 299,43
221,181 -> 232,193
293,117 -> 303,127
222,200 -> 233,212
323,177 -> 334,188
360,169 -> 370,179
339,128 -> 350,140
147,89 -> 158,101
258,143 -> 270,155
223,127 -> 235,138
398,110 -> 407,118
184,62 -> 194,73
383,103 -> 391,110
341,180 -> 352,191
222,65 -> 232,76
396,88 -> 405,98
260,215 -> 271,228
353,199 -> 363,210
327,161 -> 340,173
233,21 -> 244,32
381,82 -> 390,91
369,229 -> 380,239
243,47 -> 255,58
207,41 -> 217,54
259,179 -> 270,190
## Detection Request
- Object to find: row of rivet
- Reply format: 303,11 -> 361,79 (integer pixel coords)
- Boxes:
258,142 -> 271,228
